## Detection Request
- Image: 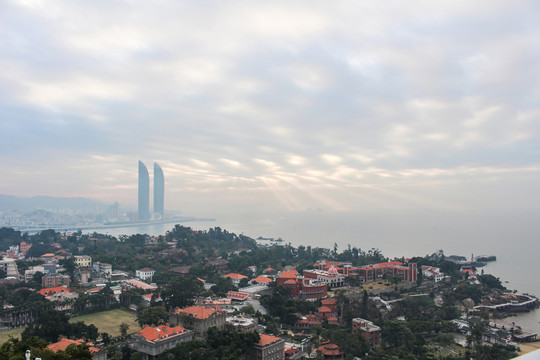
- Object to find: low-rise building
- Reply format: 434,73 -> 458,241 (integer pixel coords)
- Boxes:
317,342 -> 344,360
131,324 -> 192,360
172,305 -> 226,338
42,274 -> 70,288
94,262 -> 112,277
226,316 -> 259,333
0,258 -> 20,278
136,268 -> 155,281
246,334 -> 285,360
74,255 -> 92,268
48,338 -> 106,360
223,273 -> 248,286
352,318 -> 381,347
276,270 -> 327,300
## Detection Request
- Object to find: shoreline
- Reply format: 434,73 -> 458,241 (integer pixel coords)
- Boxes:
518,341 -> 540,355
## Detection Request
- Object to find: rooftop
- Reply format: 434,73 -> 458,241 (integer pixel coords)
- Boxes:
137,324 -> 187,342
175,305 -> 220,320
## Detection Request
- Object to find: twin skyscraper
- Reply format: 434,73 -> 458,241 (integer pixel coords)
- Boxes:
138,161 -> 164,220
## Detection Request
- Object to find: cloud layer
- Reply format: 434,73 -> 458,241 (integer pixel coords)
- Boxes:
1,0 -> 540,217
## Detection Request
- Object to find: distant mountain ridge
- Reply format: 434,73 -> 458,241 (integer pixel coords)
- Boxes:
0,194 -> 108,213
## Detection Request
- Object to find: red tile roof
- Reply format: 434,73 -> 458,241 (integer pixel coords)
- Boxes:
48,338 -> 99,353
223,273 -> 248,280
252,276 -> 273,283
321,298 -> 336,305
257,334 -> 282,347
175,306 -> 219,320
318,306 -> 332,313
137,325 -> 186,342
38,286 -> 70,296
278,270 -> 298,279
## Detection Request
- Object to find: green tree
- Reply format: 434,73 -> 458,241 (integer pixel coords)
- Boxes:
137,306 -> 169,327
120,322 -> 130,336
161,276 -> 204,310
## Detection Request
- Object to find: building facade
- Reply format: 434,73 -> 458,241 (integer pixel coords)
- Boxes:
42,274 -> 70,288
138,161 -> 150,221
136,268 -> 155,281
74,255 -> 92,268
153,163 -> 164,218
131,324 -> 192,360
352,318 -> 381,347
246,334 -> 285,360
172,305 -> 226,338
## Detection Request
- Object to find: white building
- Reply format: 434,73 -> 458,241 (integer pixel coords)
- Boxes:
74,255 -> 92,268
136,268 -> 155,281
421,266 -> 444,282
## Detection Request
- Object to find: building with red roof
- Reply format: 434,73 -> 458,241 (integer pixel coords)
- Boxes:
223,272 -> 248,285
317,341 -> 344,359
352,318 -> 381,347
38,286 -> 70,297
172,305 -> 226,338
251,275 -> 273,284
48,338 -> 105,360
276,269 -> 327,300
246,334 -> 285,360
131,324 -> 192,360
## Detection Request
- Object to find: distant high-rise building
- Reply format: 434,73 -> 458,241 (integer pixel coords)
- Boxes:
138,161 -> 150,220
154,162 -> 164,218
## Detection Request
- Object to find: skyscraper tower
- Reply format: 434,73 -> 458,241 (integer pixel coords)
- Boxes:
154,162 -> 164,218
138,161 -> 150,220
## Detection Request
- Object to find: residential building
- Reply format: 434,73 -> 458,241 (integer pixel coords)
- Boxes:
48,338 -> 106,360
223,273 -> 248,286
421,265 -> 444,282
303,266 -> 345,289
136,268 -> 155,281
172,305 -> 226,338
226,316 -> 259,332
19,241 -> 32,254
250,276 -> 273,285
94,262 -> 112,277
74,255 -> 92,268
317,342 -> 344,359
131,324 -> 192,360
345,261 -> 417,283
276,269 -> 327,300
42,274 -> 70,288
0,258 -> 19,278
352,318 -> 381,347
38,286 -> 71,297
246,334 -> 285,360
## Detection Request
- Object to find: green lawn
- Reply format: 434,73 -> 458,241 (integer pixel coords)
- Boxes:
0,327 -> 25,345
0,309 -> 140,344
69,309 -> 140,337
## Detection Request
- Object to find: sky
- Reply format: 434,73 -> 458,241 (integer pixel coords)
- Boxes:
2,0 -> 540,222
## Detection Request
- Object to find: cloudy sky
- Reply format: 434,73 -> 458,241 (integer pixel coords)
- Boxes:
2,0 -> 540,223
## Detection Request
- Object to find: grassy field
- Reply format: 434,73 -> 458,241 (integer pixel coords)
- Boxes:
0,327 -> 25,345
69,309 -> 140,337
0,309 -> 140,344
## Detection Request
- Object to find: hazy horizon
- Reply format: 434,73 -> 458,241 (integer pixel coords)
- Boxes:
2,1 -> 540,236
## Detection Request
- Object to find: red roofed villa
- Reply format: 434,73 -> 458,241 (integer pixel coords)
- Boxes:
246,333 -> 285,360
223,272 -> 248,285
131,324 -> 192,360
172,305 -> 226,338
48,338 -> 105,360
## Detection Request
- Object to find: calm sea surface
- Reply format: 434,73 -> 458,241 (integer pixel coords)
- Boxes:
87,209 -> 540,334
